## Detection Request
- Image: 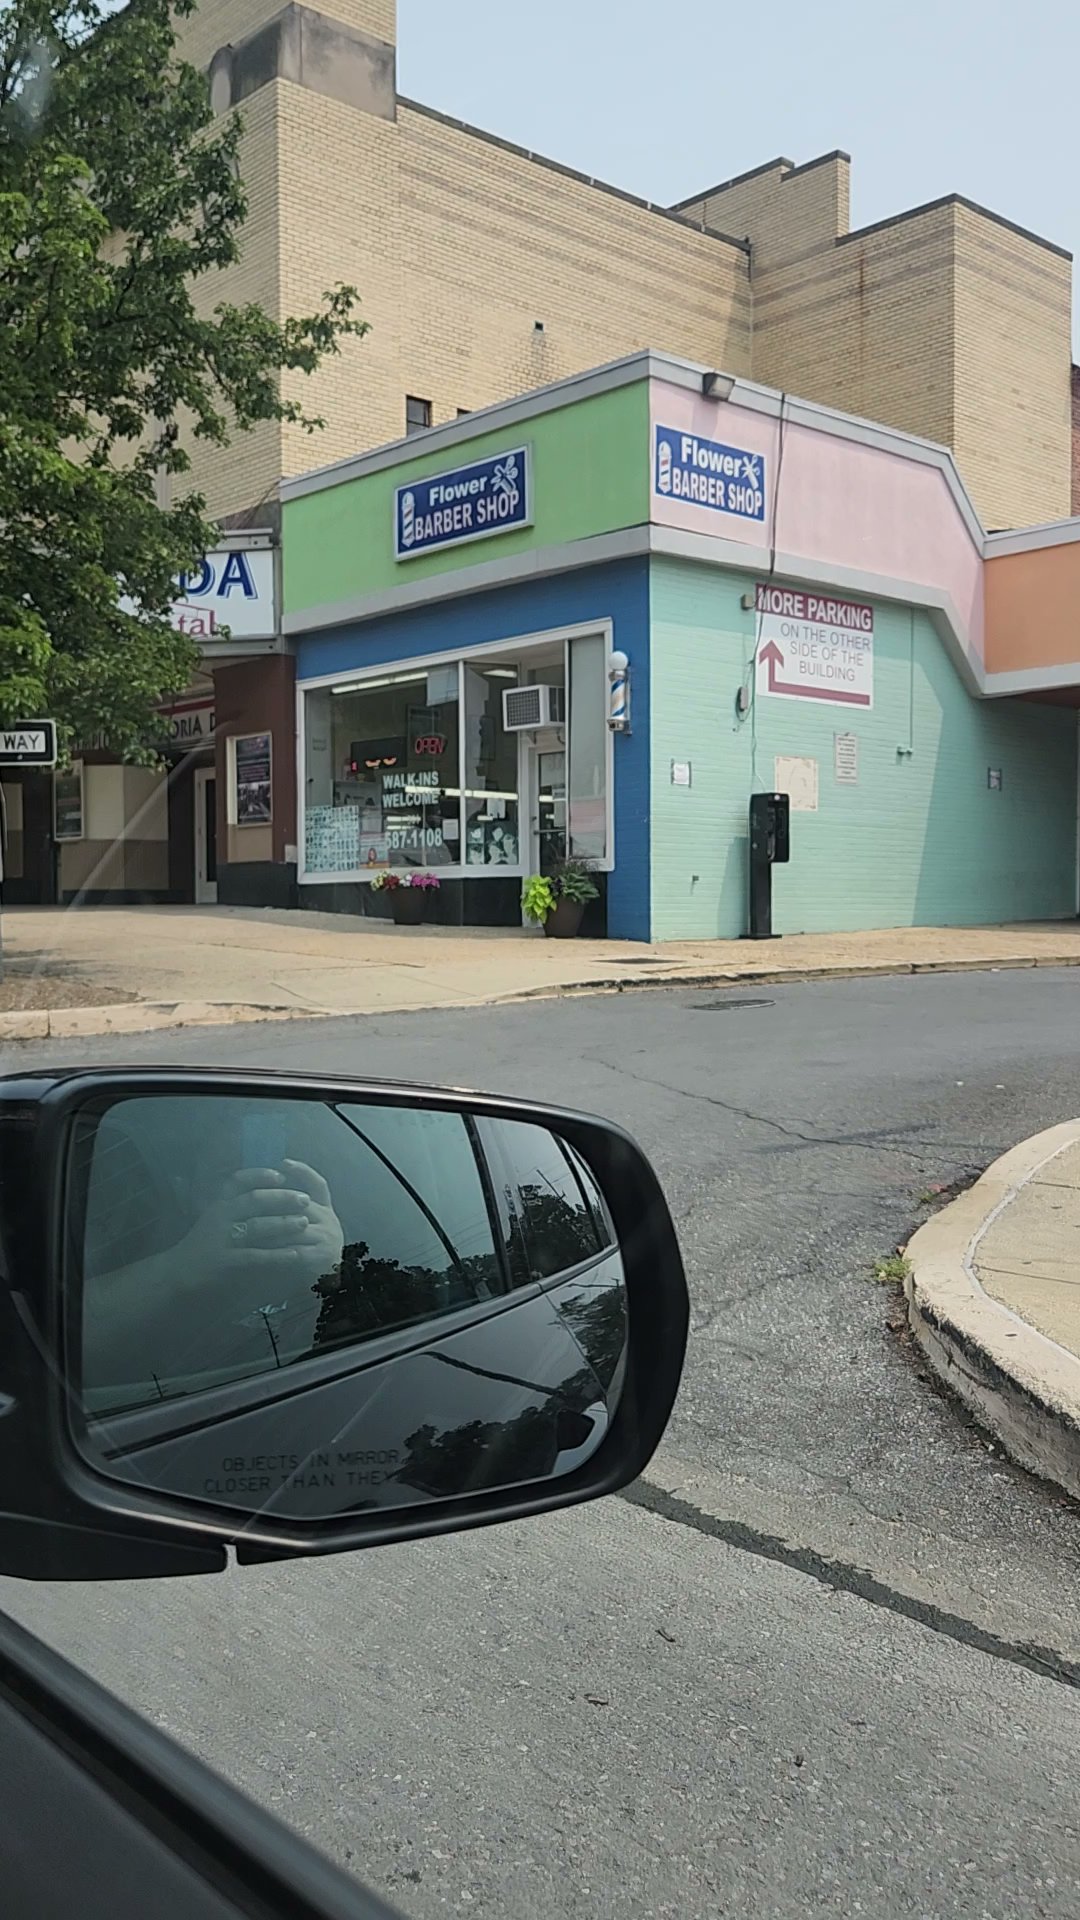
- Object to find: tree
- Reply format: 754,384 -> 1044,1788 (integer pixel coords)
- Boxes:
0,0 -> 365,752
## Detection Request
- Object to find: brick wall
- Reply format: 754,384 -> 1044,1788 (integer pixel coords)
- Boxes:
1060,364 -> 1068,518
752,200 -> 958,456
274,96 -> 751,484
1073,367 -> 1080,516
677,153 -> 850,272
178,0 -> 394,71
175,0 -> 753,514
744,193 -> 1070,529
174,0 -> 1072,534
186,83 -> 284,519
951,202 -> 1071,529
185,60 -> 753,510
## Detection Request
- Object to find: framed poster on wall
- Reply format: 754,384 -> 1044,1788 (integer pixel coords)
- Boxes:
53,762 -> 85,841
231,732 -> 272,827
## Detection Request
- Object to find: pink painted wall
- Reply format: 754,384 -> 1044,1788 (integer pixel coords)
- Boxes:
649,381 -> 985,672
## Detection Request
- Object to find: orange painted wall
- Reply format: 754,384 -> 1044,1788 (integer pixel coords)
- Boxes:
985,542 -> 1080,673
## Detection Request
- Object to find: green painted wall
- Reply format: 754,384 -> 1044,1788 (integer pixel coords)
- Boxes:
283,382 -> 650,616
649,558 -> 1078,940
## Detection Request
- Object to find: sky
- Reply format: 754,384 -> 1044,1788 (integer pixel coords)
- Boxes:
397,0 -> 1078,350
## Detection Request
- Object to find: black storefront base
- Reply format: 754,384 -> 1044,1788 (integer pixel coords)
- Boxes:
217,860 -> 298,909
298,876 -> 521,926
60,888 -> 186,906
297,874 -> 608,934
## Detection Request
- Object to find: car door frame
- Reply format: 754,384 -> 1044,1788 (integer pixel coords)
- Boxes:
0,1605 -> 402,1920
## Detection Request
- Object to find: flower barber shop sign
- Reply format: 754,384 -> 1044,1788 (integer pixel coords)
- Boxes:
394,447 -> 532,560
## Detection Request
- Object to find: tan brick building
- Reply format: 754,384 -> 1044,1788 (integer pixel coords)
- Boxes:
178,0 -> 1072,533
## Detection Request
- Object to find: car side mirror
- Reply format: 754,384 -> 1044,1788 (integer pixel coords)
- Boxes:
0,1070 -> 688,1580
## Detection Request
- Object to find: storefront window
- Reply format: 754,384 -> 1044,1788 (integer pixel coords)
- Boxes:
303,639 -> 606,882
304,667 -> 461,874
568,633 -> 608,864
463,665 -> 520,866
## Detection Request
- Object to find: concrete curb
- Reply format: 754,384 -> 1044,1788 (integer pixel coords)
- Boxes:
905,1120 -> 1080,1500
512,950 -> 1080,1003
0,1000 -> 326,1042
2,946 -> 1080,1041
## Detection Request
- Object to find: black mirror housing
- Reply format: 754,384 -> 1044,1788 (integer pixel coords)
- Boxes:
0,1069 -> 689,1581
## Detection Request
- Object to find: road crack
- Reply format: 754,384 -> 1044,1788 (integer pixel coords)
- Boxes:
586,1053 -> 987,1167
624,1477 -> 1080,1692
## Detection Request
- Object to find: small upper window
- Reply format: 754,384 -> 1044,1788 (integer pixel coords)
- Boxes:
406,395 -> 432,435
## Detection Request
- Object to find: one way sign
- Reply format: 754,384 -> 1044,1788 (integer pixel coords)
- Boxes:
0,721 -> 57,767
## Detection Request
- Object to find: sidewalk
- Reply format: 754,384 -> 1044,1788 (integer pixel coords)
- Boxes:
2,904 -> 1080,1040
906,1122 -> 1080,1501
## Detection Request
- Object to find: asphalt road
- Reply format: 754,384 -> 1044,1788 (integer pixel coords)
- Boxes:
4,968 -> 1080,1916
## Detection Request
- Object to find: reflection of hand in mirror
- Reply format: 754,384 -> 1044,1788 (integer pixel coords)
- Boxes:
196,1162 -> 344,1276
83,1155 -> 345,1400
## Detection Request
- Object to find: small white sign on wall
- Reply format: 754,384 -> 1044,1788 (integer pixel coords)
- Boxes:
834,733 -> 858,784
775,755 -> 819,812
671,761 -> 692,788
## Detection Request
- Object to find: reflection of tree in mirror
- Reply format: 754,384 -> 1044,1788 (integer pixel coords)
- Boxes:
395,1404 -> 581,1499
506,1184 -> 603,1282
311,1241 -> 500,1350
554,1278 -> 627,1394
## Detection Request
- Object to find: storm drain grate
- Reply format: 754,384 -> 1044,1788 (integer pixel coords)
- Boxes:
689,997 -> 775,1012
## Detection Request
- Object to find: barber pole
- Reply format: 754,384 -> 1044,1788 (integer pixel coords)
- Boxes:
608,651 -> 630,733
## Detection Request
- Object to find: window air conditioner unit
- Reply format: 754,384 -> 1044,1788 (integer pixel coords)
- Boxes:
502,684 -> 566,731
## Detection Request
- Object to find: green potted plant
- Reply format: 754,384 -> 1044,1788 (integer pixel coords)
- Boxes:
521,856 -> 599,939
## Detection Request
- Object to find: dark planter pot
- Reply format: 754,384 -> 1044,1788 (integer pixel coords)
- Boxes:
390,888 -> 425,926
543,897 -> 585,939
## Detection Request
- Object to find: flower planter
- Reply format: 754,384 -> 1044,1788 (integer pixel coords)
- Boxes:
390,888 -> 425,926
543,897 -> 585,939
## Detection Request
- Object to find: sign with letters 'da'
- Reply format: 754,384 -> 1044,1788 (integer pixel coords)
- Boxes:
654,425 -> 766,521
171,546 -> 276,640
121,549 -> 276,642
395,447 -> 531,561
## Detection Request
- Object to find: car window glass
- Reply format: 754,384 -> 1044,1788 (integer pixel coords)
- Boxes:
483,1120 -> 603,1284
564,1142 -> 616,1250
77,1094 -> 502,1414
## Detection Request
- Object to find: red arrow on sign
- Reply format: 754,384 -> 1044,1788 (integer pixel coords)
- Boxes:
758,638 -> 870,706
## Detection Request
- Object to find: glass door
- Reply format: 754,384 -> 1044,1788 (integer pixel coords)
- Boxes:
527,734 -> 567,880
194,767 -> 218,904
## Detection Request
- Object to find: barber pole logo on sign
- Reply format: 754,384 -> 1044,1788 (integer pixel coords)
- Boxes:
754,585 -> 874,709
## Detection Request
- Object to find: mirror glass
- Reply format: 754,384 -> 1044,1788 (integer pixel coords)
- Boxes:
66,1092 -> 627,1520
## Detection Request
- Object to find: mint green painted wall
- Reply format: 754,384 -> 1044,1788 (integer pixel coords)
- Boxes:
649,558 -> 1077,940
284,382 -> 650,615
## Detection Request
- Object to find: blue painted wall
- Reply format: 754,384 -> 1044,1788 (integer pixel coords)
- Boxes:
649,557 -> 1077,939
297,561 -> 652,939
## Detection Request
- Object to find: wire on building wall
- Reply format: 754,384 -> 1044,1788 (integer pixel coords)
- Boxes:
907,605 -> 916,754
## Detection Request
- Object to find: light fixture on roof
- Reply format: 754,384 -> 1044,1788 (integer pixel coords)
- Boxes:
702,370 -> 734,401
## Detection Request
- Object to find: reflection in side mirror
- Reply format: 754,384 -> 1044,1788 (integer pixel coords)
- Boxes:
68,1092 -> 628,1521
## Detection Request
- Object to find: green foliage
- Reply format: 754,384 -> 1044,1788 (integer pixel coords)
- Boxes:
522,874 -> 557,923
0,0 -> 366,751
551,855 -> 600,905
871,1252 -> 911,1286
523,860 -> 600,921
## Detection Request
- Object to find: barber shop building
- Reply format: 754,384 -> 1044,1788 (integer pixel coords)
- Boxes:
274,351 -> 1080,941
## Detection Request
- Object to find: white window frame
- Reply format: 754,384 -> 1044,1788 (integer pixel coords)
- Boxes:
296,620 -> 615,887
